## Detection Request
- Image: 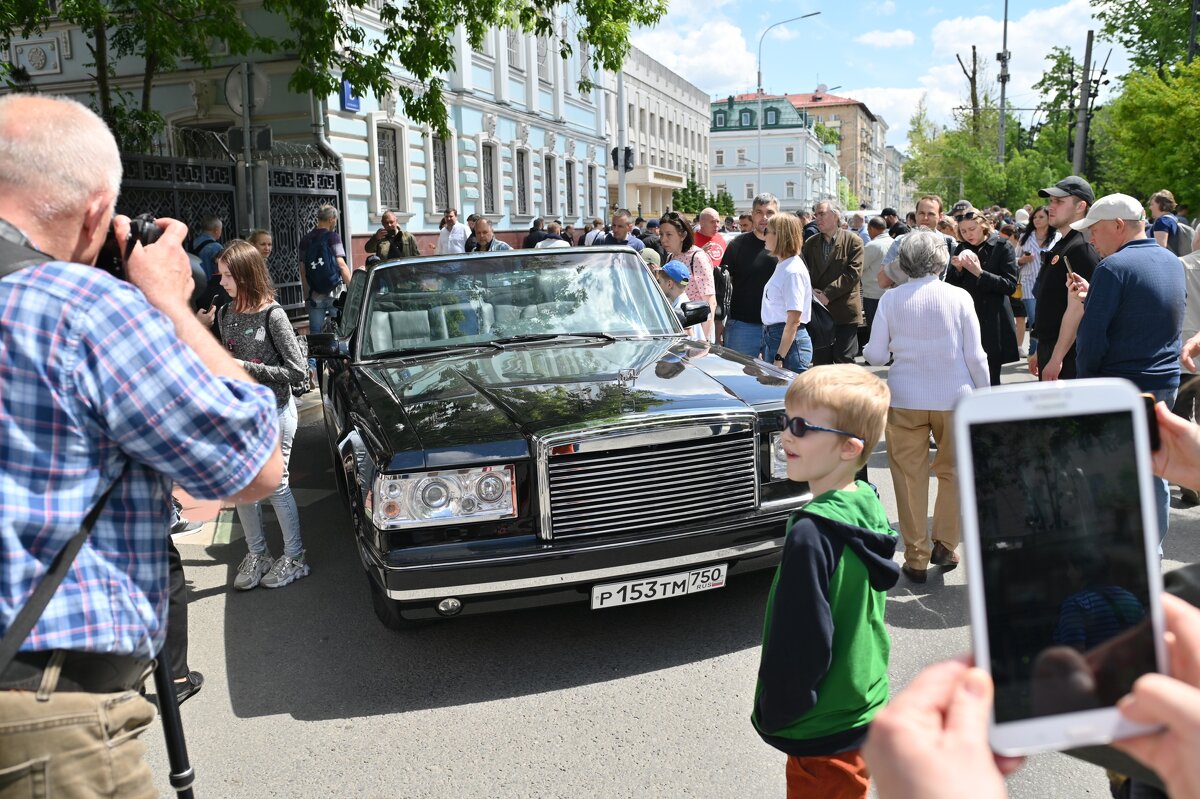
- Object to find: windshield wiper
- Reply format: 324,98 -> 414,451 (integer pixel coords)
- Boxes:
491,332 -> 618,348
368,342 -> 498,360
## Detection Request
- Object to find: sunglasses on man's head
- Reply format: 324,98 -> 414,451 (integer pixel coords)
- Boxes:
777,413 -> 863,442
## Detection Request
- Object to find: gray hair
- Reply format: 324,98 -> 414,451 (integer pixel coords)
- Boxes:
0,94 -> 122,220
751,192 -> 778,210
317,204 -> 338,223
612,208 -> 632,223
815,200 -> 843,217
897,229 -> 949,279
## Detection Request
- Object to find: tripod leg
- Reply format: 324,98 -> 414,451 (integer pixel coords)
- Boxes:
152,656 -> 196,798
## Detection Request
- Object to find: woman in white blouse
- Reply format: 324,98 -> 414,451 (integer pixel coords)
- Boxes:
1017,204 -> 1057,356
761,213 -> 813,372
864,229 -> 989,583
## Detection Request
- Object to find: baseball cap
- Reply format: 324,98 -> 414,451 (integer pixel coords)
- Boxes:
881,207 -> 898,217
646,219 -> 660,229
659,260 -> 690,285
640,248 -> 662,269
950,199 -> 972,215
1069,193 -> 1146,231
1038,176 -> 1095,205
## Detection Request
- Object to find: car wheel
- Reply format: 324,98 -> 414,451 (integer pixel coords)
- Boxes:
367,575 -> 427,630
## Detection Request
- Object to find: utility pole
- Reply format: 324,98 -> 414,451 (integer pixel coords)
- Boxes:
1072,30 -> 1093,176
956,46 -> 980,145
617,72 -> 627,210
996,0 -> 1011,163
1189,0 -> 1198,64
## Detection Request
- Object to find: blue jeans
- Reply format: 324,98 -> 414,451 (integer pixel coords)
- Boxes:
763,323 -> 813,372
1024,297 -> 1037,355
724,318 -> 765,359
1150,387 -> 1177,546
307,293 -> 337,369
236,397 -> 304,558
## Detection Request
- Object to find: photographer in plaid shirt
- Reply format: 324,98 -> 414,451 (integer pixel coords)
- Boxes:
0,95 -> 283,796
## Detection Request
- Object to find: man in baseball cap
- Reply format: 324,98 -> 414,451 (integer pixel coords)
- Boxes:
1067,192 -> 1183,546
1038,175 -> 1096,205
1030,174 -> 1100,382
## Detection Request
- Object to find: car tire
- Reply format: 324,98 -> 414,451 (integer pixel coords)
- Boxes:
367,575 -> 427,630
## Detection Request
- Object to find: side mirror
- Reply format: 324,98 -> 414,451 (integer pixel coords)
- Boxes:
679,301 -> 711,328
307,333 -> 349,360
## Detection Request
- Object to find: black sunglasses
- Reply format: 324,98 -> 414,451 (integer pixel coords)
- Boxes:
954,210 -> 981,222
777,413 -> 863,442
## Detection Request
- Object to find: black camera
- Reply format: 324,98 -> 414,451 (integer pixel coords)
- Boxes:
95,213 -> 208,308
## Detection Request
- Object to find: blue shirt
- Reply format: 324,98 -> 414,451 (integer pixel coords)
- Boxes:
1,258 -> 279,658
192,232 -> 223,280
1076,238 -> 1185,391
1151,214 -> 1180,253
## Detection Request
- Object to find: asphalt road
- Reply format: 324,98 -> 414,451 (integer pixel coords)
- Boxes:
144,361 -> 1200,798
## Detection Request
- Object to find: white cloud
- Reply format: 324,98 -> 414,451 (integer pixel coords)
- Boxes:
854,29 -> 916,48
870,0 -> 897,14
769,25 -> 799,41
631,20 -> 756,97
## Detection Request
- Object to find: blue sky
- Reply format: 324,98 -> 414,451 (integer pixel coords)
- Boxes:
632,0 -> 1130,150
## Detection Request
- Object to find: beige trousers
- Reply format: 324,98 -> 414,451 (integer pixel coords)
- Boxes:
886,407 -> 961,569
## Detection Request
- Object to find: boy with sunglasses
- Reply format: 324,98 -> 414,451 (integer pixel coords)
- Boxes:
752,365 -> 899,799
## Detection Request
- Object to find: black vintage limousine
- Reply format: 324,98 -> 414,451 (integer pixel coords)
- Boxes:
308,246 -> 809,628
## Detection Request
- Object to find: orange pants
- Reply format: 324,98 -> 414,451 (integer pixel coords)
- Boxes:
785,749 -> 870,799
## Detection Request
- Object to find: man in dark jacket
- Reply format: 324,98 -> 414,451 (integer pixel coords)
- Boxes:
522,217 -> 547,249
1031,176 -> 1101,381
364,209 -> 420,260
803,200 -> 866,363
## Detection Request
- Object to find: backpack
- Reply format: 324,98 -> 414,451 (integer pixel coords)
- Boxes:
266,306 -> 313,396
303,229 -> 341,294
687,250 -> 729,319
189,235 -> 223,279
1175,218 -> 1195,256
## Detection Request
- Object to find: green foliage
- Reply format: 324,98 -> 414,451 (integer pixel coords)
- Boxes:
813,122 -> 840,146
672,170 -> 713,215
1094,59 -> 1200,206
713,189 -> 736,218
837,178 -> 858,212
1092,0 -> 1193,78
3,0 -> 664,140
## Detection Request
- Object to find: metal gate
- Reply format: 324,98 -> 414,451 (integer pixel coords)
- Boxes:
266,142 -> 343,311
117,130 -> 343,314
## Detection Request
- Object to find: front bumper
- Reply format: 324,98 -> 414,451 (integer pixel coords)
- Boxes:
361,513 -> 790,620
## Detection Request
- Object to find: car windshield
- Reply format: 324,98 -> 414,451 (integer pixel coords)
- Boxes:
359,249 -> 679,358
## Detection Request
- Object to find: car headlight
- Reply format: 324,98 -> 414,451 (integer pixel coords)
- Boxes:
769,432 -> 788,481
372,465 -> 517,528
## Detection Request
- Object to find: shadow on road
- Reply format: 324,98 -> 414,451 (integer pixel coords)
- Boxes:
214,419 -> 776,721
885,582 -> 969,630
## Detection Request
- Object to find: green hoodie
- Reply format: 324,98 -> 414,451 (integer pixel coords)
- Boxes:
752,481 -> 900,755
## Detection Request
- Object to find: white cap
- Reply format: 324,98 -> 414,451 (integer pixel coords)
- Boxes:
1014,208 -> 1030,225
1070,193 -> 1146,231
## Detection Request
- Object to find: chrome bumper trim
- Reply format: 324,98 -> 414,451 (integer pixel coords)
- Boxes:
381,537 -> 784,601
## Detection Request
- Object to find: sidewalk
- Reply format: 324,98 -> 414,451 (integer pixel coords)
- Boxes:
170,388 -> 323,548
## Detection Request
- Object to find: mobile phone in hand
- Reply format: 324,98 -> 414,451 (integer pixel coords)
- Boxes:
955,379 -> 1167,756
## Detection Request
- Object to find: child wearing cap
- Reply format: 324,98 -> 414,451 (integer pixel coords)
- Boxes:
656,259 -> 705,340
752,364 -> 899,799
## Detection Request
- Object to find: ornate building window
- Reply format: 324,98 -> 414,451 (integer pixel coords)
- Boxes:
586,164 -> 596,218
543,154 -> 557,216
432,135 -> 449,211
507,29 -> 524,72
516,148 -> 530,216
565,159 -> 577,218
481,142 -> 497,214
376,124 -> 402,211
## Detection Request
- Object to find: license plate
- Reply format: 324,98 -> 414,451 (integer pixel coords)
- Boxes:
590,564 -> 727,609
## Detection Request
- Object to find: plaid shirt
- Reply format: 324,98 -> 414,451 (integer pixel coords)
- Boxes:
1,245 -> 279,658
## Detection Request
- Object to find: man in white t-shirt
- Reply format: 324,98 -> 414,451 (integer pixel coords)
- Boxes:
860,216 -> 893,346
436,208 -> 469,254
657,260 -> 705,340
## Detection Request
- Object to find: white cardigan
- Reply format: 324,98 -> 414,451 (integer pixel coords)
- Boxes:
864,275 -> 990,410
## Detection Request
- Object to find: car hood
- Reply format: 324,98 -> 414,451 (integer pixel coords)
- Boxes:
358,338 -> 791,467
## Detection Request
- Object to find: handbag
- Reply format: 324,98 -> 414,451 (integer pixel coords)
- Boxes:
266,306 -> 312,396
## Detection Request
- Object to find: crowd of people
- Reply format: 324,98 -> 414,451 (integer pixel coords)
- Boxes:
9,91 -> 1200,799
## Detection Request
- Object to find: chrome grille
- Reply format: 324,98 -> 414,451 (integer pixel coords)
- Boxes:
547,430 -> 758,539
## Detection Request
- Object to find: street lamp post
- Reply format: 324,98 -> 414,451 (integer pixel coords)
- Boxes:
757,11 -> 821,195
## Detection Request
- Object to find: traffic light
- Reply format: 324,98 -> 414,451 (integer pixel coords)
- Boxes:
623,146 -> 634,172
611,147 -> 620,168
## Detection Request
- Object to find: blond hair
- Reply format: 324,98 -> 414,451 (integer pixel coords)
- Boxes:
767,212 -> 804,259
784,365 -> 889,467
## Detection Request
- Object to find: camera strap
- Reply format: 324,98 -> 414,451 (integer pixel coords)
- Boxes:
0,233 -> 51,280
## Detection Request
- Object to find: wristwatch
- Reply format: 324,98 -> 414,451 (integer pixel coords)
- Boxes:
774,353 -> 784,362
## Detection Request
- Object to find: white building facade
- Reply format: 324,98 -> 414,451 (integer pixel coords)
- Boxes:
601,48 -> 710,219
708,96 -> 839,213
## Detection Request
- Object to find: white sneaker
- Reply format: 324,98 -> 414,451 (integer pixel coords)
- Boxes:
261,551 -> 310,589
234,552 -> 274,591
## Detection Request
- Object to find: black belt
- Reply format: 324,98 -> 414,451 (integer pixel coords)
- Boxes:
0,650 -> 154,693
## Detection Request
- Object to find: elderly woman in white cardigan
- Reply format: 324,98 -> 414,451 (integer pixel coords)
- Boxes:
864,229 -> 990,583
